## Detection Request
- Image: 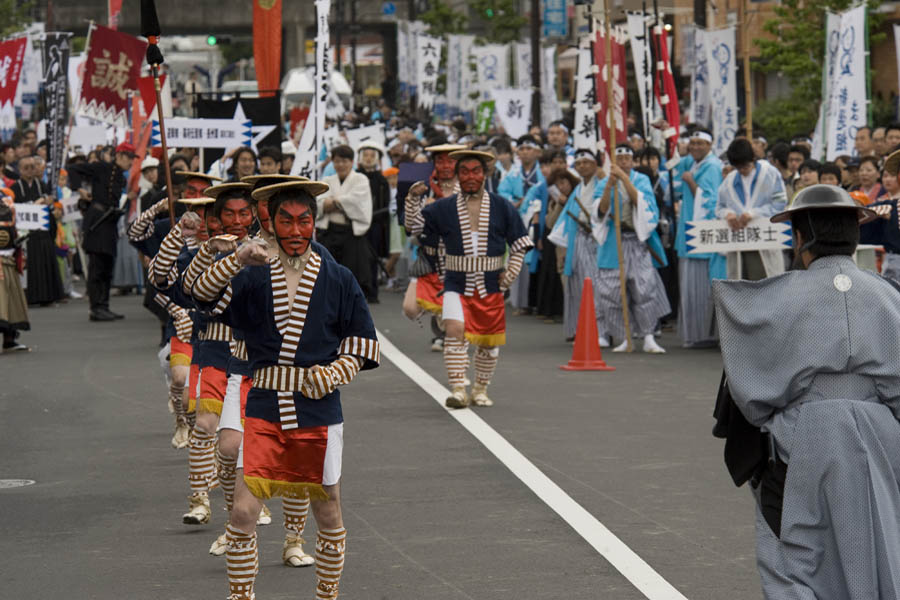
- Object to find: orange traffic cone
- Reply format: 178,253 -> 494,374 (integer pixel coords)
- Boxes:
560,278 -> 615,371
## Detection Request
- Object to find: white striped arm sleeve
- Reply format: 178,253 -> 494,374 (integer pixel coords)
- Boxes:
192,253 -> 242,303
404,195 -> 425,236
182,241 -> 217,296
501,235 -> 534,290
148,223 -> 184,286
300,356 -> 364,400
127,199 -> 166,242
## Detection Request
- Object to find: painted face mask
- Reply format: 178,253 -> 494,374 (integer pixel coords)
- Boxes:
434,153 -> 457,182
184,177 -> 210,199
219,197 -> 253,239
256,198 -> 273,234
273,200 -> 315,257
457,159 -> 486,195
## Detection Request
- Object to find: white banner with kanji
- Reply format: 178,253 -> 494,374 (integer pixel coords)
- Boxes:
572,43 -> 598,155
705,27 -> 738,156
490,88 -> 532,139
472,44 -> 509,101
689,29 -> 711,128
416,34 -> 442,110
825,5 -> 867,160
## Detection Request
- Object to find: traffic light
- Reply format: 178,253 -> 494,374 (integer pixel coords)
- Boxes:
485,7 -> 494,17
206,35 -> 217,46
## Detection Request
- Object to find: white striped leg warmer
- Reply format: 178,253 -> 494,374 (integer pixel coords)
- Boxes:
474,346 -> 500,386
282,493 -> 310,536
188,427 -> 217,494
443,337 -> 469,388
169,380 -> 186,424
216,446 -> 237,513
315,527 -> 347,600
226,523 -> 258,600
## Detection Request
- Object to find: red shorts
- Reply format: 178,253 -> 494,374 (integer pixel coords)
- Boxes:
187,363 -> 200,412
416,272 -> 443,315
170,337 -> 192,367
197,366 -> 227,415
461,292 -> 506,346
242,417 -> 332,502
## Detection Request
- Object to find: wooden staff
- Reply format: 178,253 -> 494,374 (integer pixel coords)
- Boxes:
141,0 -> 176,226
602,2 -> 633,350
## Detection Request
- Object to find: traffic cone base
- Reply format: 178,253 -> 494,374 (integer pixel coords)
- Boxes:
560,278 -> 615,371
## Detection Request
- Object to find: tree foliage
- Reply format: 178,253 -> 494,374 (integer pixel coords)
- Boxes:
0,0 -> 32,38
753,0 -> 882,137
420,0 -> 468,37
469,0 -> 528,44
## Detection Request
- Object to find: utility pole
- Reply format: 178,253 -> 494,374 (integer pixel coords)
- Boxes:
336,0 -> 344,72
351,0 -> 359,100
693,0 -> 706,28
531,0 -> 541,127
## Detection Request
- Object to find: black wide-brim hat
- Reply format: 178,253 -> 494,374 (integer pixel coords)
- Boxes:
771,184 -> 877,224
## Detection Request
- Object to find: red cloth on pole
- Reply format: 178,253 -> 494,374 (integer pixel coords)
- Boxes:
253,0 -> 282,99
652,25 -> 681,155
108,0 -> 123,30
78,25 -> 147,128
0,38 -> 27,108
594,29 -> 629,149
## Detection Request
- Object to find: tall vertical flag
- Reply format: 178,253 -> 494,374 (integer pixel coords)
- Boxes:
447,34 -> 475,115
690,29 -> 711,127
292,0 -> 330,178
705,27 -> 738,156
396,21 -> 409,100
416,34 -> 442,110
109,0 -> 124,29
513,42 -> 532,89
253,0 -> 282,98
652,19 -> 681,153
825,5 -> 867,160
627,12 -> 655,139
41,32 -> 72,193
594,25 -> 629,155
812,12 -> 840,160
0,37 -> 27,138
572,42 -> 598,154
473,44 -> 510,101
77,24 -> 147,128
541,46 -> 562,128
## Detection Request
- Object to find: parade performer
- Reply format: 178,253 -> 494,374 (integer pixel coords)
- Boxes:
200,177 -> 316,568
406,150 -> 533,408
673,129 -> 724,348
715,138 -> 787,281
401,144 -> 466,352
129,172 -> 222,450
712,185 -> 900,598
594,145 -> 670,353
548,149 -> 607,345
0,191 -> 28,352
861,148 -> 900,281
191,179 -> 380,600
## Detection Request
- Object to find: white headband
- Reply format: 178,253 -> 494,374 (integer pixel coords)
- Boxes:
519,140 -> 541,150
691,131 -> 713,143
614,146 -> 634,156
574,149 -> 596,161
551,122 -> 569,133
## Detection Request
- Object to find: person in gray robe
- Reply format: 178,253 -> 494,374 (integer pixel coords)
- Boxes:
712,184 -> 900,599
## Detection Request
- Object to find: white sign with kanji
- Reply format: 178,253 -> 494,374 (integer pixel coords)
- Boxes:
15,203 -> 50,231
416,34 -> 442,110
686,218 -> 792,255
489,88 -> 531,140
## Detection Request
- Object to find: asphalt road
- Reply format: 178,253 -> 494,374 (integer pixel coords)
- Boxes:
0,290 -> 760,599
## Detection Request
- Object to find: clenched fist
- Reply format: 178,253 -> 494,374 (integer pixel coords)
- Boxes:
236,240 -> 269,266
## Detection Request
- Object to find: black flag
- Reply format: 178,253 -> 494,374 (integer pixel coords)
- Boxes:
141,0 -> 164,65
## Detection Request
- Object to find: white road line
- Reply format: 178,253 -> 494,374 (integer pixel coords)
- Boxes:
377,330 -> 689,600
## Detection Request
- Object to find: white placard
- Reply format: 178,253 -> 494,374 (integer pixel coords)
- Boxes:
152,116 -> 251,149
68,124 -> 108,152
686,218 -> 791,255
345,123 -> 386,151
60,195 -> 82,223
825,6 -> 868,160
15,203 -> 49,231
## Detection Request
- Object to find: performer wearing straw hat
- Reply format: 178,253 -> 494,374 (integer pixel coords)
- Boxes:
406,149 -> 533,408
191,179 -> 379,600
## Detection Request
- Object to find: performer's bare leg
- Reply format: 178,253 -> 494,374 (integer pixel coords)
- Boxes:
311,483 -> 346,600
401,279 -> 421,320
443,318 -> 470,408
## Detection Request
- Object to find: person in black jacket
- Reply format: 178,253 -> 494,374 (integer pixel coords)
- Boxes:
70,142 -> 135,321
357,141 -> 390,304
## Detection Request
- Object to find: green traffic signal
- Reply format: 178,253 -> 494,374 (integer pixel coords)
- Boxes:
485,8 -> 494,17
206,35 -> 217,46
